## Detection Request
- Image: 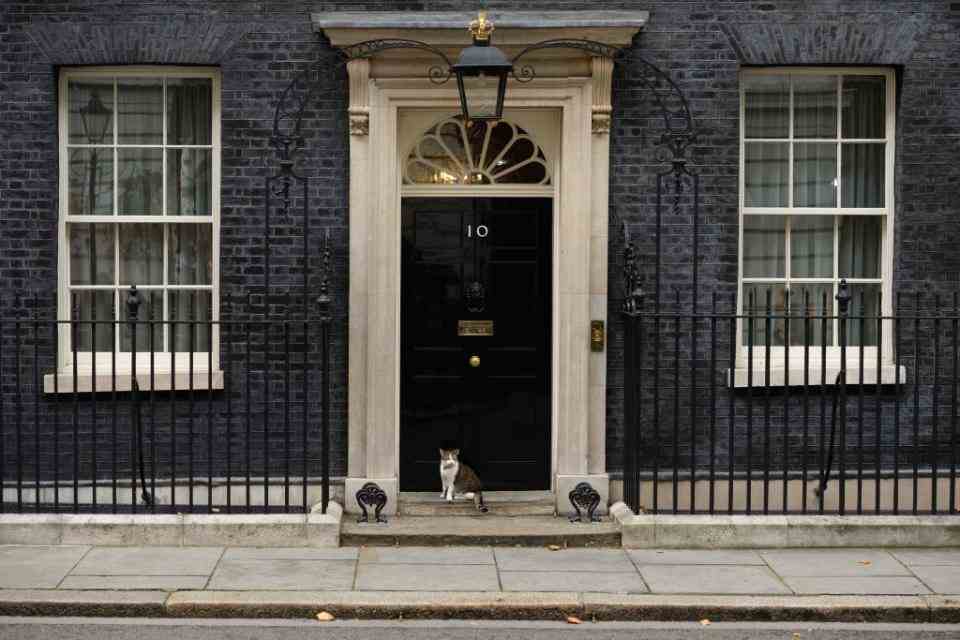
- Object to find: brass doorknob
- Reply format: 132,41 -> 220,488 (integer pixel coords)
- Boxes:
469,354 -> 481,368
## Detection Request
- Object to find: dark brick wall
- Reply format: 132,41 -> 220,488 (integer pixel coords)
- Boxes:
1,1 -> 959,498
0,1 -> 349,492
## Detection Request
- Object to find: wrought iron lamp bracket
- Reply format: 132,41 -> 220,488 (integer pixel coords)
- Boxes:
271,36 -> 697,166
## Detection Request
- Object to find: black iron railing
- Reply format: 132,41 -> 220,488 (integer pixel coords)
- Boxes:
622,283 -> 960,516
0,286 -> 333,515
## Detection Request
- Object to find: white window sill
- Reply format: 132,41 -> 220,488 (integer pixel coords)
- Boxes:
43,371 -> 225,394
726,364 -> 906,389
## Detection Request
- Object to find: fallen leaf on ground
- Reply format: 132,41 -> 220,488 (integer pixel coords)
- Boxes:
699,619 -> 711,626
566,616 -> 582,625
548,544 -> 562,551
316,611 -> 335,622
792,633 -> 802,639
858,560 -> 872,566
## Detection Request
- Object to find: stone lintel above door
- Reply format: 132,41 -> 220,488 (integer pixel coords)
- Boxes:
314,11 -> 647,80
313,10 -> 648,47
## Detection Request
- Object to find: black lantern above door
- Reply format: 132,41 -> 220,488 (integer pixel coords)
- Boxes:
450,11 -> 512,121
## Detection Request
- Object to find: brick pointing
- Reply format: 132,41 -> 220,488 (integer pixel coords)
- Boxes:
1,1 -> 959,490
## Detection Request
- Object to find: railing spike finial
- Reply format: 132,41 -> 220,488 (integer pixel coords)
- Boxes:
126,284 -> 142,322
836,278 -> 851,316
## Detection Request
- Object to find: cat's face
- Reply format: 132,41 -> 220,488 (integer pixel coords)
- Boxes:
439,448 -> 460,469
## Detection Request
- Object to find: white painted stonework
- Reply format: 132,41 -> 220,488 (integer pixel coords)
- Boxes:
316,13 -> 647,515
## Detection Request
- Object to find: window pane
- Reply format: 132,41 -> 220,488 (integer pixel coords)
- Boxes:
167,78 -> 212,145
794,75 -> 837,138
169,291 -> 212,352
744,142 -> 788,207
847,284 -> 881,346
119,224 -> 163,285
838,216 -> 882,279
790,215 -> 834,278
70,290 -> 114,351
68,148 -> 114,215
788,283 -> 834,346
743,283 -> 787,347
69,223 -> 113,285
743,216 -> 785,278
841,143 -> 884,207
120,290 -> 163,352
168,224 -> 212,285
167,149 -> 212,215
118,148 -> 162,214
794,142 -> 837,207
842,76 -> 886,139
68,79 -> 114,145
744,75 -> 789,138
118,79 -> 162,145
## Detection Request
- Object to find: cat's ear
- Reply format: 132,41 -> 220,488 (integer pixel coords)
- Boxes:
453,449 -> 460,457
438,448 -> 446,456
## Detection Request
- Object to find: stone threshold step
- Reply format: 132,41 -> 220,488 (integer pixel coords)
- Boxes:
342,515 -> 620,547
399,491 -> 555,517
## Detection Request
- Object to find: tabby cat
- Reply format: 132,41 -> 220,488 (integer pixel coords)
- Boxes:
439,448 -> 488,513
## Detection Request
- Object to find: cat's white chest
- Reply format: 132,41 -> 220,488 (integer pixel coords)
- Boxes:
440,461 -> 459,485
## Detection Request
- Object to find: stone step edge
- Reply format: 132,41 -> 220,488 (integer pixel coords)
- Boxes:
0,590 -> 956,623
0,502 -> 342,547
610,502 -> 960,548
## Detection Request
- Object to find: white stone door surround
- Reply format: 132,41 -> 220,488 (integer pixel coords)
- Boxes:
314,11 -> 648,514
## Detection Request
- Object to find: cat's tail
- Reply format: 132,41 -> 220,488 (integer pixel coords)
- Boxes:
475,491 -> 488,513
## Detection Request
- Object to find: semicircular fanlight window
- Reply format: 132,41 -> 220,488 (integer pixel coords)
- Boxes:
404,117 -> 551,186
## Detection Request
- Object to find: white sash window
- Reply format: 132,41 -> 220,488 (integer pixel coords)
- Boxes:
51,67 -> 221,391
735,68 -> 897,386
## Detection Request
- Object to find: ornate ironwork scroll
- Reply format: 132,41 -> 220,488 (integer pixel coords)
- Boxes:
568,481 -> 602,523
356,482 -> 388,523
622,224 -> 644,316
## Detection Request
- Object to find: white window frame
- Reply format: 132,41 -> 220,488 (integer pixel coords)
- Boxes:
733,67 -> 900,387
48,66 -> 222,392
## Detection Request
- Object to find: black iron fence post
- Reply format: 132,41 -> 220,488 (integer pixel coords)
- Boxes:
318,230 -> 332,515
126,285 -> 152,508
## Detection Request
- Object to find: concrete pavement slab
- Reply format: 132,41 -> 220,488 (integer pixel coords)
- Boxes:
359,546 -> 494,565
58,575 -> 209,591
355,563 -> 500,591
783,576 -> 932,595
71,546 -> 223,576
638,564 -> 791,594
909,566 -> 960,595
760,549 -> 910,576
892,549 -> 960,566
499,570 -> 648,593
494,548 -> 634,572
627,549 -> 764,565
221,547 -> 359,561
208,559 -> 356,591
0,545 -> 89,589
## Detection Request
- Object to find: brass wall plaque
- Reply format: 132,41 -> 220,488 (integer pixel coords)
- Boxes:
458,320 -> 494,337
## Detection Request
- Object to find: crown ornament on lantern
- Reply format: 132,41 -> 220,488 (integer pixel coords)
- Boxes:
469,10 -> 494,42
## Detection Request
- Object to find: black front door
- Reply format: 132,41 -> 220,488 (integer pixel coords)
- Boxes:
400,197 -> 552,491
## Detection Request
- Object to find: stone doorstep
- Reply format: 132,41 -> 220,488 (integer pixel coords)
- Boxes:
0,502 -> 343,547
0,590 -> 957,622
609,502 -> 960,549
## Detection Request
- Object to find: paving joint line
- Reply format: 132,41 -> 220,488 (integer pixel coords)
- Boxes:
55,544 -> 93,590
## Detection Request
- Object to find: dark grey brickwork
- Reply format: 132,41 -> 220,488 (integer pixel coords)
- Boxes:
1,1 -> 959,496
